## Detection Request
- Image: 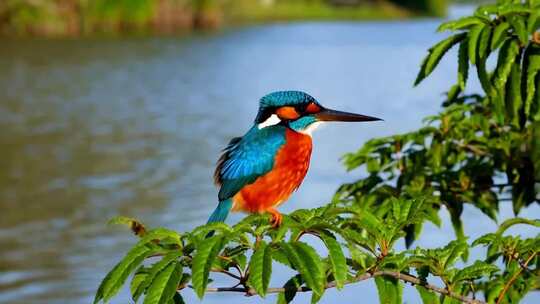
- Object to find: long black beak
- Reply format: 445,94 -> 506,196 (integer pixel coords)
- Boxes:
315,108 -> 382,122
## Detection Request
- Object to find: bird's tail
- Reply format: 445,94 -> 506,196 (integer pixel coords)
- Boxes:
207,199 -> 232,223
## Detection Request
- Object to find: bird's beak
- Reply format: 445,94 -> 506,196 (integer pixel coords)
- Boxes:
314,108 -> 382,122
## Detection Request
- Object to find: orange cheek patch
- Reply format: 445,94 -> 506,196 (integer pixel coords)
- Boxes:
306,102 -> 321,113
276,106 -> 300,119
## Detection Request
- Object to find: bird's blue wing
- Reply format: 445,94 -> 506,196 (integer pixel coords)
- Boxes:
214,126 -> 286,201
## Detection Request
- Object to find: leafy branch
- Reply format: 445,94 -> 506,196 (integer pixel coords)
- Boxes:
95,200 -> 539,304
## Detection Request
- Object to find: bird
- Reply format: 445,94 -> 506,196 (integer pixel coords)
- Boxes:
208,91 -> 381,227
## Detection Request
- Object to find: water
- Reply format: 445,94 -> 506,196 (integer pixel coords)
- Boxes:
1,7 -> 539,304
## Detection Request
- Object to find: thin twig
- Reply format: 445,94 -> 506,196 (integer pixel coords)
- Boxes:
211,268 -> 243,281
496,252 -> 537,304
201,270 -> 486,304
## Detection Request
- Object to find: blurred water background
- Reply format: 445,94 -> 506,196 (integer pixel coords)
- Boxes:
0,4 -> 539,304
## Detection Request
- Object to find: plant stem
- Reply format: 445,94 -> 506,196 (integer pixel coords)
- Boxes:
201,270 -> 486,304
496,252 -> 537,304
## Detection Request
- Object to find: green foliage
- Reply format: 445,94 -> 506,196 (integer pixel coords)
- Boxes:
95,197 -> 539,303
95,1 -> 540,303
374,276 -> 402,304
248,241 -> 273,297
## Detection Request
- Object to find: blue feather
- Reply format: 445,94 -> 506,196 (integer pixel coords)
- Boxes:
207,199 -> 232,223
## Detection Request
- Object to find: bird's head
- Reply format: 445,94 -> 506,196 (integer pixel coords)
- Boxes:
255,91 -> 381,135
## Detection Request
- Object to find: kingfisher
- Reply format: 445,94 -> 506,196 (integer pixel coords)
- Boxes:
208,91 -> 381,226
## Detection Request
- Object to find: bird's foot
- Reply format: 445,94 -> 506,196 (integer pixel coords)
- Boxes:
267,208 -> 282,228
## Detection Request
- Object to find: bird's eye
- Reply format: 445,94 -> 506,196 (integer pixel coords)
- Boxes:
276,106 -> 300,120
306,102 -> 321,113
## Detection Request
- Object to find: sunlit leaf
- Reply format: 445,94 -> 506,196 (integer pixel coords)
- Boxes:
280,242 -> 325,299
248,241 -> 273,297
191,235 -> 224,299
143,261 -> 182,304
375,276 -> 402,304
415,33 -> 467,86
320,232 -> 347,290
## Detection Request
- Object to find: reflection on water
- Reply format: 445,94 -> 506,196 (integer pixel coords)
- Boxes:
1,9 -> 539,304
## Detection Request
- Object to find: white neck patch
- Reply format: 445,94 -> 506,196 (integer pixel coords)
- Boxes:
258,114 -> 281,129
299,121 -> 324,136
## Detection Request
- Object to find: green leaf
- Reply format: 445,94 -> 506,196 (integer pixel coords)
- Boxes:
478,24 -> 492,59
443,240 -> 468,268
94,243 -> 155,303
496,217 -> 540,235
493,39 -> 520,89
248,241 -> 273,297
509,15 -> 528,45
320,232 -> 347,290
458,39 -> 469,90
191,235 -> 224,299
477,53 -> 492,95
416,285 -> 440,304
453,261 -> 498,283
374,276 -> 402,304
527,11 -> 540,33
491,22 -> 510,50
415,33 -> 467,86
506,58 -> 523,126
437,16 -> 486,32
135,251 -> 183,302
498,4 -> 532,16
143,261 -> 182,304
280,242 -> 325,299
354,210 -> 383,241
131,267 -> 149,302
468,24 -> 486,65
523,45 -> 540,117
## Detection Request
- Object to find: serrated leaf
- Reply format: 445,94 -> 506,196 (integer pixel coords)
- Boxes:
506,58 -> 523,126
477,54 -> 492,95
496,217 -> 540,235
509,15 -> 528,45
142,228 -> 182,246
320,232 -> 347,290
143,261 -> 182,304
94,243 -> 155,303
131,267 -> 149,302
458,39 -> 469,90
493,39 -> 520,89
248,241 -> 273,297
375,276 -> 402,304
491,22 -> 510,50
527,11 -> 539,33
416,285 -> 440,304
354,211 -> 383,241
468,24 -> 486,65
191,235 -> 224,299
415,33 -> 467,86
443,240 -> 468,269
280,242 -> 325,299
523,45 -> 540,116
135,251 -> 182,302
453,261 -> 498,282
437,16 -> 486,32
478,24 -> 492,59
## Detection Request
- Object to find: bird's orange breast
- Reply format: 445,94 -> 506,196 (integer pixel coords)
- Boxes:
232,129 -> 312,213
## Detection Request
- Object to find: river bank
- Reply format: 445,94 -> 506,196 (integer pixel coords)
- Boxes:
0,0 -> 445,37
